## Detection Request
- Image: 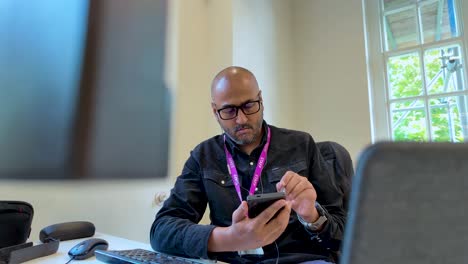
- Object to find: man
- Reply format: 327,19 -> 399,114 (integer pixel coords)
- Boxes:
150,66 -> 346,263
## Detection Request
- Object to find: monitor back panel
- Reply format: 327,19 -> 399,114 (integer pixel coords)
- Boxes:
341,142 -> 468,264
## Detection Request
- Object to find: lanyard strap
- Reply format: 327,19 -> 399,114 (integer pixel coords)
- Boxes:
223,126 -> 271,203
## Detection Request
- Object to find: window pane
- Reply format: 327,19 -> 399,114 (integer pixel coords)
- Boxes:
430,96 -> 468,142
387,52 -> 423,99
420,0 -> 458,44
383,0 -> 413,11
391,100 -> 428,141
424,45 -> 465,94
385,8 -> 419,51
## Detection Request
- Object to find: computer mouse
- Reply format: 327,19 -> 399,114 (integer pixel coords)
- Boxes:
68,238 -> 109,260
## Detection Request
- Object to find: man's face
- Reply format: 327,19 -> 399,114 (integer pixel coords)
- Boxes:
212,89 -> 264,147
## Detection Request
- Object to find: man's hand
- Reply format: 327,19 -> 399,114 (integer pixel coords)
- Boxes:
276,171 -> 318,223
208,199 -> 291,252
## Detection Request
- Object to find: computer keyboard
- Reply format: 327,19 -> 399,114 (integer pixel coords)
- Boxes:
95,248 -> 209,264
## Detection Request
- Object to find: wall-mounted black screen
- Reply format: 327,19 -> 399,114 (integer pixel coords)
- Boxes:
0,0 -> 170,179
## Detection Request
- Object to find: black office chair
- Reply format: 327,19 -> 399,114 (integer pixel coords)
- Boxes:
317,141 -> 354,210
340,142 -> 468,264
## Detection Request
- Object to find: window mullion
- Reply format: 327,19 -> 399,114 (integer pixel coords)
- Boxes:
418,43 -> 434,140
417,0 -> 432,140
383,38 -> 465,58
389,90 -> 468,103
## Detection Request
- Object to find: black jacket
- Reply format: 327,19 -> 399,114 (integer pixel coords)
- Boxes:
150,123 -> 345,263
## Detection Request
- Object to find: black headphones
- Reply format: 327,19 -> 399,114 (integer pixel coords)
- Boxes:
0,201 -> 95,264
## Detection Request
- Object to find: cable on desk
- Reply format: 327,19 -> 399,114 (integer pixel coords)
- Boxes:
65,255 -> 75,264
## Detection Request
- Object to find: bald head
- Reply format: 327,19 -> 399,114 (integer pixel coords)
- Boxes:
211,66 -> 260,101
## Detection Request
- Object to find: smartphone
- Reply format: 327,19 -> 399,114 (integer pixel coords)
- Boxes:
246,192 -> 286,218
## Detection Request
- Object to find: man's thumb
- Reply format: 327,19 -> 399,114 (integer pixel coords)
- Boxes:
232,201 -> 248,223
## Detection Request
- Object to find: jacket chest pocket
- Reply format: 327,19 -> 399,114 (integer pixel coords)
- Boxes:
267,160 -> 308,184
203,170 -> 234,188
203,170 -> 239,223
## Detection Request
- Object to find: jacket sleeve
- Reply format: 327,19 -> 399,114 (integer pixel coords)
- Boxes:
305,136 -> 347,252
150,152 -> 216,259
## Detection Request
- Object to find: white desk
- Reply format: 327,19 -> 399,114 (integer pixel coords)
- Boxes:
24,233 -> 152,264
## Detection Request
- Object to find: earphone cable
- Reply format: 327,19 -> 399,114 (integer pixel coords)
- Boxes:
274,241 -> 279,264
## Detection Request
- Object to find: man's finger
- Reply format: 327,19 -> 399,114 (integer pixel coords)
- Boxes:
254,199 -> 286,225
232,201 -> 248,223
271,201 -> 291,224
286,178 -> 312,199
264,202 -> 291,241
276,181 -> 283,192
278,171 -> 297,192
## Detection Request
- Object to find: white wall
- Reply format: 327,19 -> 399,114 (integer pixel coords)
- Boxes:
232,0 -> 296,128
233,0 -> 372,160
291,0 -> 372,159
0,180 -> 171,242
168,0 -> 233,178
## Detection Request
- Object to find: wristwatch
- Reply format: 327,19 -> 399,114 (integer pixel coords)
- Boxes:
297,202 -> 328,232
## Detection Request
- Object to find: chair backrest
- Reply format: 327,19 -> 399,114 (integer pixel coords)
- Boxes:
340,142 -> 468,264
317,141 -> 354,209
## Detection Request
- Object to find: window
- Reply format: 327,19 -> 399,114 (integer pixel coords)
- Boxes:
364,0 -> 468,142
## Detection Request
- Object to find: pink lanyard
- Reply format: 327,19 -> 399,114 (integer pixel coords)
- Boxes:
223,126 -> 271,203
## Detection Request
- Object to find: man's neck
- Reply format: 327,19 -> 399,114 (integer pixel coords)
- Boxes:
240,144 -> 257,156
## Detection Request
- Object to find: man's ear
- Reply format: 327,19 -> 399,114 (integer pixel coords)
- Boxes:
258,90 -> 264,109
211,102 -> 219,118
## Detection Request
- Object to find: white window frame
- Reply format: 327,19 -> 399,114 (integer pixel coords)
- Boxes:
363,0 -> 468,142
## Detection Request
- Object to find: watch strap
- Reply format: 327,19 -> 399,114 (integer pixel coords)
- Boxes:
297,202 -> 328,231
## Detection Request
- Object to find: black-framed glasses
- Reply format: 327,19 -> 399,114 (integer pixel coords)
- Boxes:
216,100 -> 262,120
